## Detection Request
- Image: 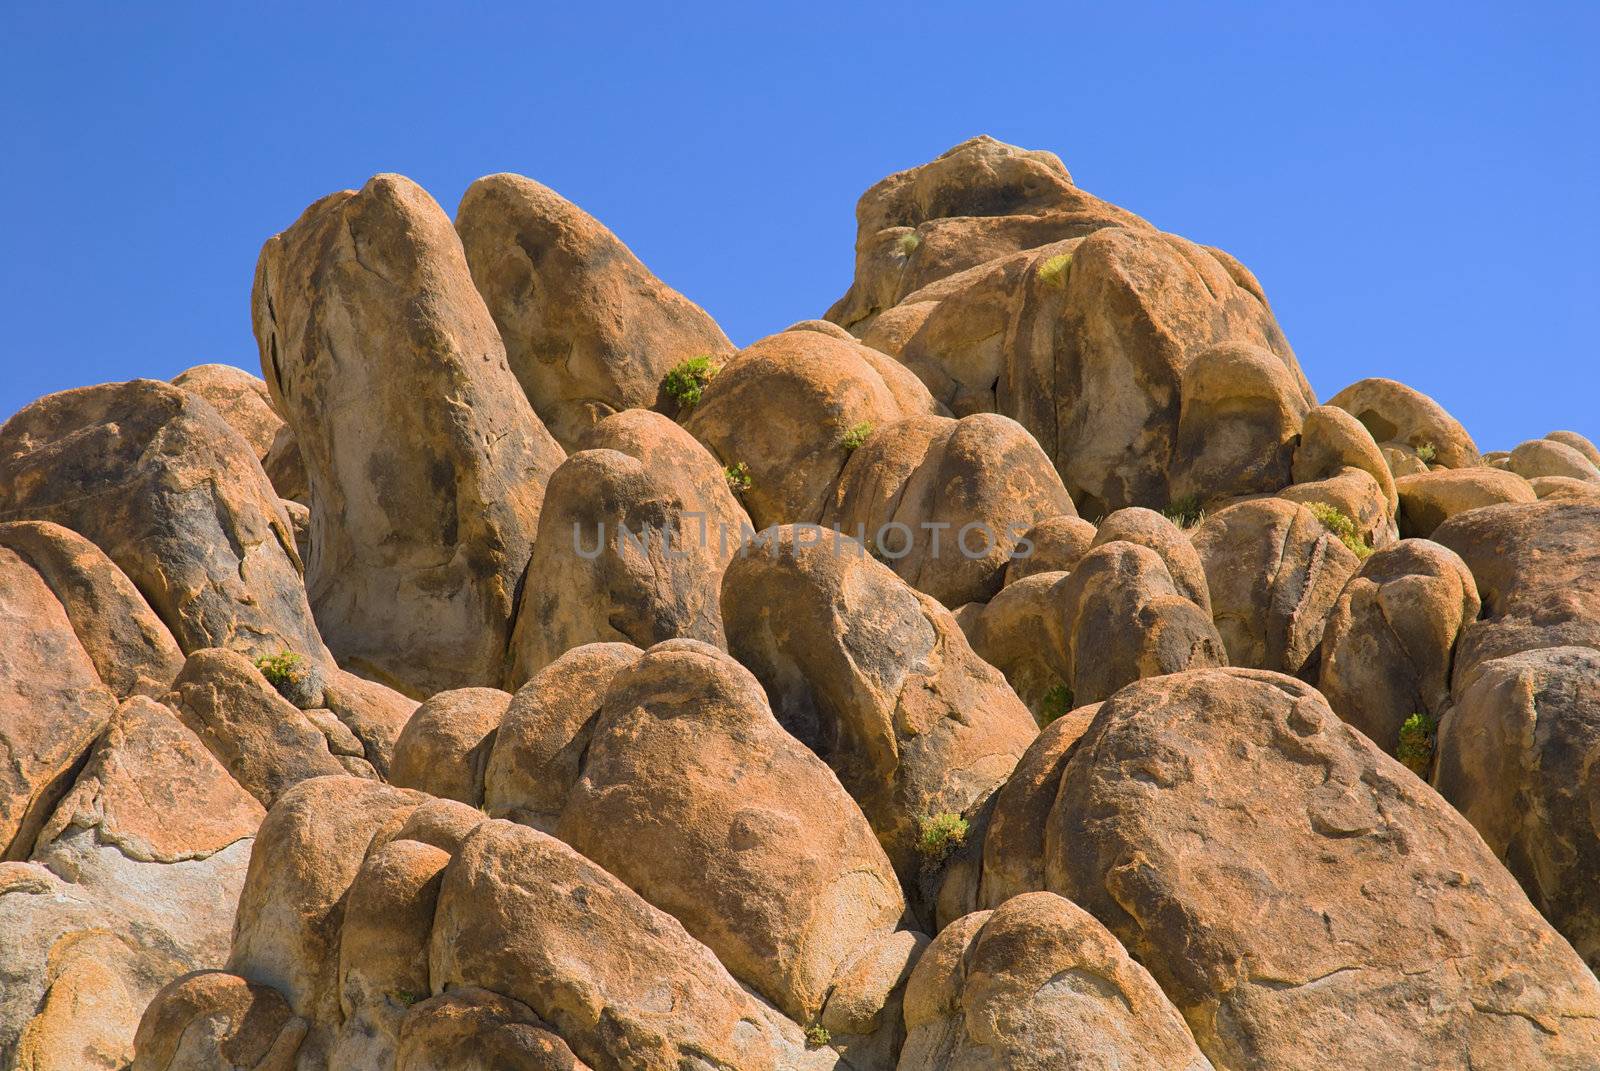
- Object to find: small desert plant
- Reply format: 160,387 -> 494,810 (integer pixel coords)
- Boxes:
841,420 -> 874,451
255,651 -> 306,688
1306,502 -> 1372,559
804,1024 -> 832,1049
1037,252 -> 1073,289
663,355 -> 718,410
917,812 -> 969,861
1039,683 -> 1074,726
392,989 -> 425,1007
1415,441 -> 1437,463
1162,494 -> 1204,529
896,231 -> 921,256
724,462 -> 751,494
1397,712 -> 1437,777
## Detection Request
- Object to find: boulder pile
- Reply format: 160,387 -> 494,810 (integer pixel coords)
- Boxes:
2,136 -> 1598,1070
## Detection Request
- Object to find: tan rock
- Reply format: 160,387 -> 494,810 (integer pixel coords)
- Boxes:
390,688 -> 511,806
0,379 -> 325,661
977,705 -> 1098,909
960,570 -> 1072,719
0,520 -> 182,699
1431,500 -> 1600,685
16,950 -> 141,1071
505,435 -> 740,682
1509,437 -> 1600,483
0,545 -> 118,859
165,649 -> 359,808
1530,474 -> 1600,500
1089,507 -> 1210,612
1434,647 -> 1600,970
1318,539 -> 1479,754
171,362 -> 284,462
253,174 -> 563,697
1191,499 -> 1360,675
1327,377 -> 1479,468
1293,403 -> 1398,516
38,696 -> 263,864
429,818 -> 777,1071
1048,668 -> 1600,1069
899,892 -> 1212,1071
395,986 -> 589,1071
1279,465 -> 1397,550
1394,467 -> 1536,537
455,172 -> 732,449
262,423 -> 308,504
555,639 -> 906,1023
483,643 -> 641,829
1002,514 -> 1095,584
1169,340 -> 1311,505
228,777 -> 423,1031
721,526 -> 1037,911
320,668 -> 417,780
1545,429 -> 1600,468
1055,540 -> 1226,703
684,330 -> 936,529
132,970 -> 307,1071
823,412 -> 1076,606
826,136 -> 1149,332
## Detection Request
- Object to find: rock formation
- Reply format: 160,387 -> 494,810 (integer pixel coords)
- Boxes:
0,138 -> 1593,1071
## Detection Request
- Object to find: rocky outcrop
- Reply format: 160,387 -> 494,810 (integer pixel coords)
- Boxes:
0,379 -> 325,662
252,174 -> 563,697
1049,668 -> 1600,1069
1395,466 -> 1536,536
822,411 -> 1075,607
389,688 -> 510,806
455,173 -> 732,450
721,526 -> 1037,917
1434,646 -> 1600,970
1327,377 -> 1480,469
684,330 -> 937,529
170,363 -> 285,462
899,892 -> 1212,1071
505,411 -> 747,684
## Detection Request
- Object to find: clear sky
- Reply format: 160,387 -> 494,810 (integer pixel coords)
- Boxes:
3,2 -> 1595,450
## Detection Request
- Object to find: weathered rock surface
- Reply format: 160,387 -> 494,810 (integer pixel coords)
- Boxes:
899,892 -> 1212,1071
1431,499 -> 1600,685
389,687 -> 511,806
684,330 -> 937,529
959,570 -> 1072,719
1318,539 -> 1478,753
1395,466 -> 1536,536
252,173 -> 563,697
456,173 -> 732,450
1434,647 -> 1600,971
1328,377 -> 1479,468
1002,513 -> 1095,583
0,379 -> 325,661
827,136 -> 1150,332
506,411 -> 747,683
555,640 -> 906,1024
721,526 -> 1037,912
1192,498 -> 1360,676
1055,540 -> 1226,704
1509,436 -> 1600,483
0,520 -> 183,699
1048,668 -> 1600,1069
170,363 -> 284,463
164,649 -> 369,808
0,545 -> 119,860
822,411 -> 1075,607
1169,340 -> 1310,505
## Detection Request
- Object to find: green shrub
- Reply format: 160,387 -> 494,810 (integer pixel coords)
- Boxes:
841,420 -> 874,452
1415,441 -> 1437,463
1162,495 -> 1204,529
724,462 -> 751,494
663,355 -> 718,410
917,812 -> 968,861
1039,683 -> 1074,726
896,231 -> 921,256
1397,712 -> 1437,777
804,1024 -> 832,1048
1306,502 -> 1372,559
1037,252 -> 1073,289
255,651 -> 307,689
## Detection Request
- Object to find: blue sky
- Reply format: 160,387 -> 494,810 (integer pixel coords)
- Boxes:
3,2 -> 1595,449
